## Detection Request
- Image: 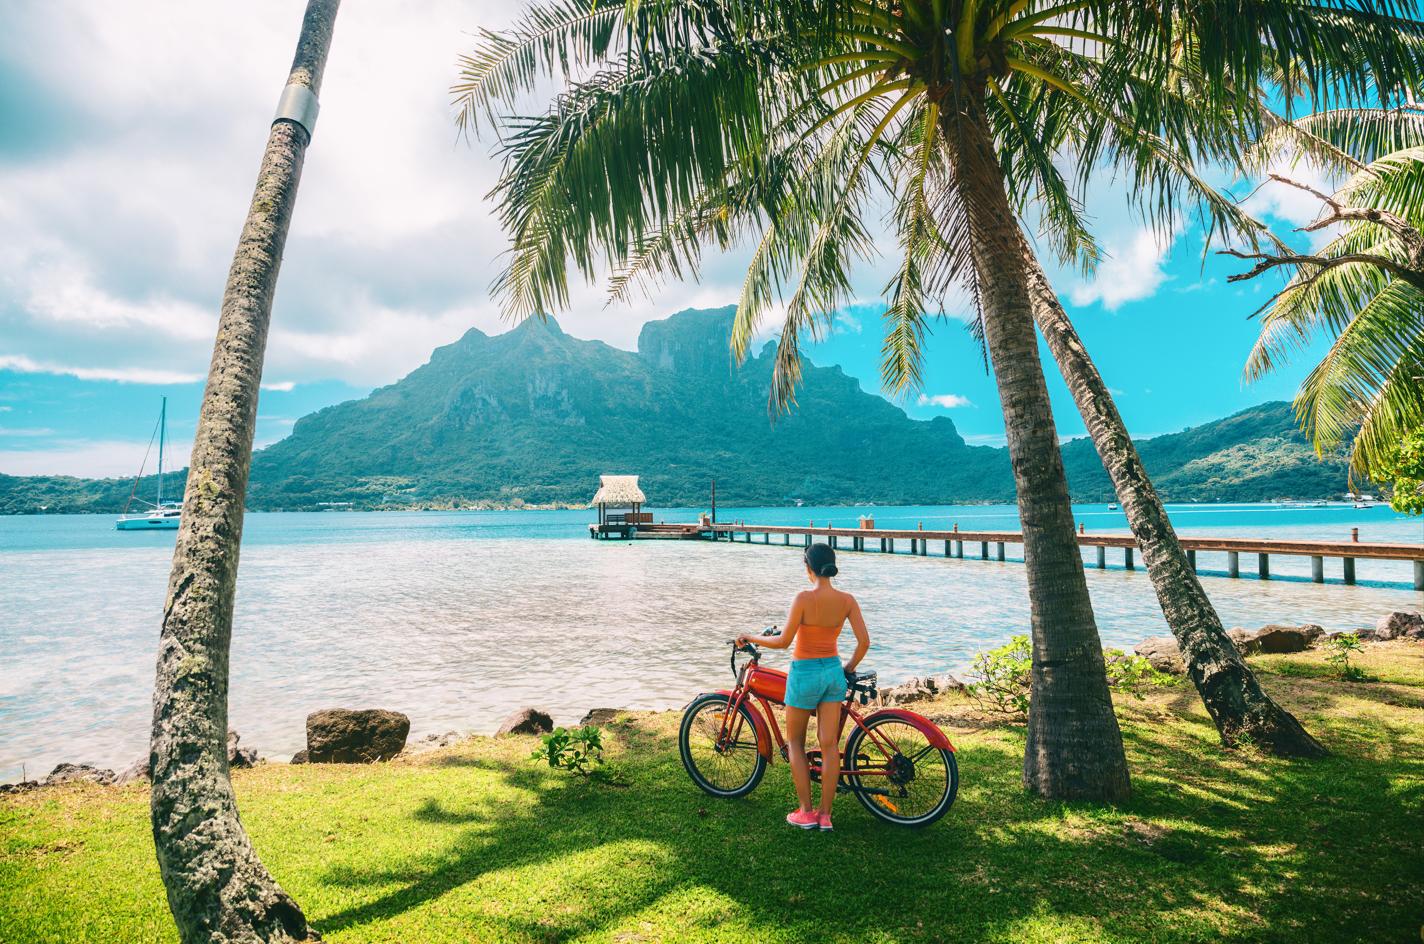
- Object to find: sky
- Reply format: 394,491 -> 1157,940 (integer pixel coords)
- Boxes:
0,0 -> 1340,479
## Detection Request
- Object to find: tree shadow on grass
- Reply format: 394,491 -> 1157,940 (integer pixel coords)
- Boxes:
296,715 -> 1423,944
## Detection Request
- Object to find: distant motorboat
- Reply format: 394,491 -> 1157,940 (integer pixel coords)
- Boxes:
1108,503 -> 1119,511
117,397 -> 181,531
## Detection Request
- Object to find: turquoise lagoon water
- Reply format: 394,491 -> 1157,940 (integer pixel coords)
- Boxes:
1,503 -> 1420,781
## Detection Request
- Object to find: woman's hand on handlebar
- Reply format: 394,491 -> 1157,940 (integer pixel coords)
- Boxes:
734,634 -> 752,648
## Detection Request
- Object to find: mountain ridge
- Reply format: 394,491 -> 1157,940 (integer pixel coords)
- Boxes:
0,306 -> 1355,512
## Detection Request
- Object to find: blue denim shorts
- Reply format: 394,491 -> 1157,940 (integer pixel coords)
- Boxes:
785,657 -> 847,709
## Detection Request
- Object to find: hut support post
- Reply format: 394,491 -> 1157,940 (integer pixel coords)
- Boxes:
1096,545 -> 1105,569
955,540 -> 963,558
1125,547 -> 1134,571
1228,551 -> 1239,578
1186,549 -> 1196,571
1259,553 -> 1270,580
996,542 -> 1005,561
1311,556 -> 1324,583
1344,557 -> 1355,584
1415,560 -> 1423,591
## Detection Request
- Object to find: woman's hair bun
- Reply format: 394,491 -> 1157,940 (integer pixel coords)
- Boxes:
804,542 -> 837,578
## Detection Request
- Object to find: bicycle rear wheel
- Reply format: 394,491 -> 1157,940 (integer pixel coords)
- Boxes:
679,693 -> 767,799
843,713 -> 958,827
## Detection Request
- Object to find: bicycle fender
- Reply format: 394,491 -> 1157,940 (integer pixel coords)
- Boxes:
867,709 -> 955,751
716,690 -> 774,762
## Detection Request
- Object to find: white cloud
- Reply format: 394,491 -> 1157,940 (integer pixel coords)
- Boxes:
834,311 -> 863,334
0,426 -> 54,437
1066,228 -> 1172,311
1108,387 -> 1124,395
0,438 -> 192,478
259,381 -> 296,392
917,393 -> 975,409
0,355 -> 202,385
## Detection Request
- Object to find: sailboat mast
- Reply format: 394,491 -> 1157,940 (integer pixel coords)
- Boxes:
157,397 -> 166,507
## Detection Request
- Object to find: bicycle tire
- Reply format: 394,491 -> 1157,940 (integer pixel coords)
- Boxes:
679,693 -> 768,799
842,713 -> 958,828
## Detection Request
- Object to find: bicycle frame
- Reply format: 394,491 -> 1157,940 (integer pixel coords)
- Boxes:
714,649 -> 953,785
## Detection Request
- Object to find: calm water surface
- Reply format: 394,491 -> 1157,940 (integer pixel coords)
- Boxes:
2,503 -> 1420,781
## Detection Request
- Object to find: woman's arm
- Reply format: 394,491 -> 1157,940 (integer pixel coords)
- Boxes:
842,594 -> 871,672
737,592 -> 807,649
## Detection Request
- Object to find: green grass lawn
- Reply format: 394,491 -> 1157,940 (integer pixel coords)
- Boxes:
4,641 -> 1423,944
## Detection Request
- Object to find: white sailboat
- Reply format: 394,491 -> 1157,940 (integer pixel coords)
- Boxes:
116,397 -> 181,531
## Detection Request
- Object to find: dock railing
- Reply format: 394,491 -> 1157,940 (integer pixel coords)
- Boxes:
705,523 -> 1424,590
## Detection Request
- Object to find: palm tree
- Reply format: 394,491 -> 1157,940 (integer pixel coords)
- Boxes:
458,1 -> 1420,794
149,2 -> 338,940
1237,106 -> 1424,492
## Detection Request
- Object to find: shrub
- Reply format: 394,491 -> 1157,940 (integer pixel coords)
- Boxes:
967,635 -> 1033,714
1323,633 -> 1366,681
531,726 -> 605,776
1103,649 -> 1179,699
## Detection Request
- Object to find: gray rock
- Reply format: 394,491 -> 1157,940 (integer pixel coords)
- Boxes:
402,731 -> 464,754
1227,627 -> 1260,655
290,750 -> 309,765
880,674 -> 965,706
42,763 -> 115,787
0,781 -> 40,795
1134,637 -> 1186,675
306,708 -> 411,763
230,747 -> 259,769
115,756 -> 150,786
497,708 -> 554,737
1254,626 -> 1308,654
1374,611 -> 1423,641
1299,624 -> 1326,646
578,709 -> 622,726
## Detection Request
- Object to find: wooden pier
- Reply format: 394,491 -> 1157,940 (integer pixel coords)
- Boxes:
697,522 -> 1424,591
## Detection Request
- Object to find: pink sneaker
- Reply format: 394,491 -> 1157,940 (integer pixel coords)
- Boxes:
817,812 -> 833,832
786,809 -> 819,829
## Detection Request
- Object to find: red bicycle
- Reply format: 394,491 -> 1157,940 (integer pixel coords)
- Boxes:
679,638 -> 959,827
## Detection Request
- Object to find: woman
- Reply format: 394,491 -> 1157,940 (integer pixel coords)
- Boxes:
737,542 -> 870,832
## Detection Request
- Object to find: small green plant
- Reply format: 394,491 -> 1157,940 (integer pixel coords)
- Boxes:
531,726 -> 605,776
1103,649 -> 1180,700
1323,633 -> 1367,681
967,635 -> 1033,715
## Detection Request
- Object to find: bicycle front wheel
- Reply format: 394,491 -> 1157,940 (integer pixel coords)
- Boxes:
843,713 -> 958,827
679,693 -> 767,799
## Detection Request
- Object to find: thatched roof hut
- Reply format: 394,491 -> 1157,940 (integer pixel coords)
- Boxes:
591,475 -> 648,529
591,475 -> 645,506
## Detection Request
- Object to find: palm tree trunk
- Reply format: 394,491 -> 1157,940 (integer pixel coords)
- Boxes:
950,106 -> 1132,801
1021,248 -> 1329,758
150,2 -> 339,940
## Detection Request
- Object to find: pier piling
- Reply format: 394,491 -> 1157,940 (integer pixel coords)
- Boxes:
699,523 -> 1422,591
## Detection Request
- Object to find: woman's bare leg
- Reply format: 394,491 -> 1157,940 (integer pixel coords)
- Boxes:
816,701 -> 842,816
784,706 -> 813,811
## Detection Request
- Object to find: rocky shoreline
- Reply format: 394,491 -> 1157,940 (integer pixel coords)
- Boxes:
5,609 -> 1419,796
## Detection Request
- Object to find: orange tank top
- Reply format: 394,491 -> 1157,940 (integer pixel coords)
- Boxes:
793,623 -> 844,660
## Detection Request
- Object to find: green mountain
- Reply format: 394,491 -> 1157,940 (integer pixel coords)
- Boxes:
0,306 -> 1356,514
